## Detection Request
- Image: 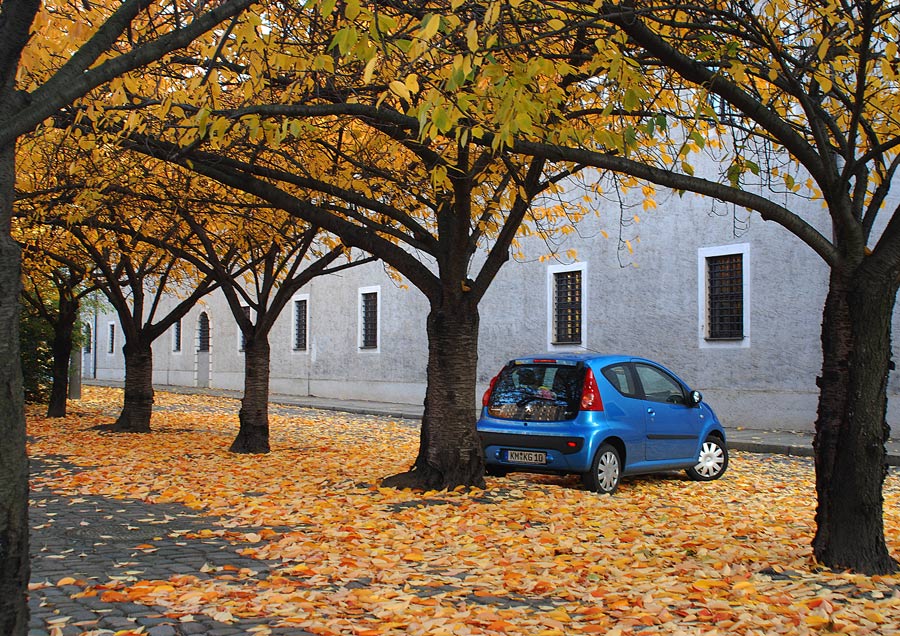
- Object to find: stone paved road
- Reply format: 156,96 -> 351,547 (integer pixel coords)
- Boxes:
28,456 -> 303,636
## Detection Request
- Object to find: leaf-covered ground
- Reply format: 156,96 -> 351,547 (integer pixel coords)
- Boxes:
27,387 -> 900,635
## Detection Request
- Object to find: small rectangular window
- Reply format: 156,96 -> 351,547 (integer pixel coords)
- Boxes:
107,323 -> 115,354
173,319 -> 182,352
83,325 -> 92,353
293,298 -> 308,351
198,313 -> 210,352
360,291 -> 378,349
707,254 -> 743,339
553,270 -> 582,344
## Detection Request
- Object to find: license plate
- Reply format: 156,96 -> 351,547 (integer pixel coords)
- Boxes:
505,450 -> 547,465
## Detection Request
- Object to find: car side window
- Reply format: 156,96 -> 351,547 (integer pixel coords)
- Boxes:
634,364 -> 686,404
601,364 -> 639,398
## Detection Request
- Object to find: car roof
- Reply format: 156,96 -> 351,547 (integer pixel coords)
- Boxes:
509,353 -> 650,366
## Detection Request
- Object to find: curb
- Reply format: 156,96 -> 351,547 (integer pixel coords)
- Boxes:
729,440 -> 900,467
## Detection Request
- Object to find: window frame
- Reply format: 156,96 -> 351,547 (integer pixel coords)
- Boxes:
107,322 -> 116,355
697,244 -> 750,349
197,312 -> 211,353
292,293 -> 310,353
172,318 -> 182,353
547,262 -> 587,350
358,286 -> 381,352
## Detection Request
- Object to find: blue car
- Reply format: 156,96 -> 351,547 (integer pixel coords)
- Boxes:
477,353 -> 728,493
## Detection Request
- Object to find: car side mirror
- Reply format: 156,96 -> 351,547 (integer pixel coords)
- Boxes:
690,390 -> 703,407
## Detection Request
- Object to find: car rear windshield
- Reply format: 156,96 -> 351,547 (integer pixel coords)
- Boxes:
487,363 -> 583,421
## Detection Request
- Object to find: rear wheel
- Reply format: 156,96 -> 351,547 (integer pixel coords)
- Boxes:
686,435 -> 729,481
582,443 -> 621,494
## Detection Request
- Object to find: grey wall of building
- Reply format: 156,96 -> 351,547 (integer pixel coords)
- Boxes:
85,172 -> 900,433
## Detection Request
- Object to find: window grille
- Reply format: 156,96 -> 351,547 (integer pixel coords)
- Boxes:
198,313 -> 210,352
361,292 -> 378,349
173,319 -> 182,352
293,299 -> 308,351
107,324 -> 115,354
83,325 -> 92,353
707,254 -> 743,339
553,270 -> 582,344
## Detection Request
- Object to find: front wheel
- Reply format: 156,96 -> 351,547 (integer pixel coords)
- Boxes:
582,443 -> 621,494
686,435 -> 729,481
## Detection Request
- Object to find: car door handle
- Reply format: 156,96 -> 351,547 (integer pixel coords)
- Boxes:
647,408 -> 655,416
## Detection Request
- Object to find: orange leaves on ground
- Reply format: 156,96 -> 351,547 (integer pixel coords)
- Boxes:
26,387 -> 900,635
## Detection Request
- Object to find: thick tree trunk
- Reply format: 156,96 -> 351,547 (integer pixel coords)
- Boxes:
0,139 -> 29,634
383,296 -> 485,490
112,337 -> 154,433
813,268 -> 899,574
230,335 -> 271,453
46,296 -> 77,417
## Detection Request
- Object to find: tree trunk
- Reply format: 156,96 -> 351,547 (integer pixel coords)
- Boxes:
383,295 -> 485,490
230,335 -> 271,453
0,138 -> 29,633
812,267 -> 899,574
112,337 -> 154,433
46,295 -> 77,417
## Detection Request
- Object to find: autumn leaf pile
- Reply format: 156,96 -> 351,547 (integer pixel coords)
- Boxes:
27,387 -> 900,635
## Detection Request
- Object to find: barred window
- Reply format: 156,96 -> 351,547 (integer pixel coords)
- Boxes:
198,313 -> 210,352
107,323 -> 115,354
707,254 -> 743,339
360,291 -> 378,349
293,299 -> 308,351
553,270 -> 582,344
83,324 -> 92,354
173,319 -> 182,352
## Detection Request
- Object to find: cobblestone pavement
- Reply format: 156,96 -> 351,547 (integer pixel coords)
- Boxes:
27,392 -> 900,635
28,456 -> 301,636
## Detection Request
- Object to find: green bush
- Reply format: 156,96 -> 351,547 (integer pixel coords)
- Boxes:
20,304 -> 53,404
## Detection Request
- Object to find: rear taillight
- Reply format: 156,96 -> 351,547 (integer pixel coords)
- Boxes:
580,368 -> 604,411
482,373 -> 501,407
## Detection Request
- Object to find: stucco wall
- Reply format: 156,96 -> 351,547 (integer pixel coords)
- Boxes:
85,168 -> 900,433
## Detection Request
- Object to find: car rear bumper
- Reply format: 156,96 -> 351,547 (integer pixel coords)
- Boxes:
479,430 -> 592,472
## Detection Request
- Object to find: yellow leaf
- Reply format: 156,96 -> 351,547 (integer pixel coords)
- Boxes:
404,73 -> 419,94
362,57 -> 378,84
389,80 -> 410,101
420,14 -> 441,40
805,615 -> 832,627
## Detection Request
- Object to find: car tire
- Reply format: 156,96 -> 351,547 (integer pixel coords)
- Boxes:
686,435 -> 729,481
582,443 -> 621,494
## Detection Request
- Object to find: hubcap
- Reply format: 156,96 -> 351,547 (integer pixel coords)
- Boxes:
695,442 -> 725,477
597,451 -> 620,491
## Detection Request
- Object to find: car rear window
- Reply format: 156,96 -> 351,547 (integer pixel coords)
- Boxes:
487,364 -> 583,421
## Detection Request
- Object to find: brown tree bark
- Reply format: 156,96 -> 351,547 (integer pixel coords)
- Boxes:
230,335 -> 271,453
46,290 -> 78,418
382,292 -> 485,490
112,338 -> 154,433
813,267 -> 899,575
0,127 -> 29,636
